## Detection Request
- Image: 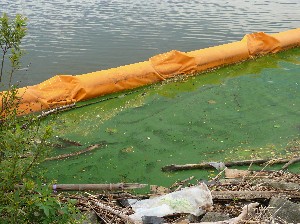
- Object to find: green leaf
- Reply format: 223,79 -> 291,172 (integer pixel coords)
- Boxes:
42,205 -> 49,217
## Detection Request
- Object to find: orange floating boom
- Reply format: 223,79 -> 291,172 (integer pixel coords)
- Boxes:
1,28 -> 299,115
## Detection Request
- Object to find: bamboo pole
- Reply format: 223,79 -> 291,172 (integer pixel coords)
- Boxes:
52,183 -> 148,192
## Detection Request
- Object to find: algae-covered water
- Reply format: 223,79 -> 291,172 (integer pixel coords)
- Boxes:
40,48 -> 300,188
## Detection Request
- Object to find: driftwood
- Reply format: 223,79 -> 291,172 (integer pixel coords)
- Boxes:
45,144 -> 101,161
162,158 -> 293,172
224,168 -> 252,179
212,190 -> 300,200
53,183 -> 148,191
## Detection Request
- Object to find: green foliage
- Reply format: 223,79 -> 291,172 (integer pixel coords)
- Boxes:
1,181 -> 80,224
0,14 -> 80,223
0,13 -> 27,85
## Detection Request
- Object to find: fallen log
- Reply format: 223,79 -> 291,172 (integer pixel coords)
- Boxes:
162,158 -> 291,172
52,183 -> 148,192
212,190 -> 300,200
45,144 -> 101,161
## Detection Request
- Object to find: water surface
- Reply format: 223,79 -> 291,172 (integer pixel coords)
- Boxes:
1,0 -> 299,86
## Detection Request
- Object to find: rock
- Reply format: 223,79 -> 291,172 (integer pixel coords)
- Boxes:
268,197 -> 300,223
201,212 -> 230,222
142,216 -> 164,224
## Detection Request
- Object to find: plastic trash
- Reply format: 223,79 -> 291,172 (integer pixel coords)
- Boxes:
128,183 -> 213,221
208,162 -> 226,170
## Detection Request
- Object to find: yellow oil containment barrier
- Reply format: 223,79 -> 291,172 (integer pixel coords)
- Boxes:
1,28 -> 300,115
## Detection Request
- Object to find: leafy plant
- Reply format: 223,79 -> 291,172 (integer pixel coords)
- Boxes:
0,13 -> 26,85
0,13 -> 80,223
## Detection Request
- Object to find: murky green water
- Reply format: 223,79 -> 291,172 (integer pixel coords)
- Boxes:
2,0 -> 299,189
1,0 -> 299,86
39,48 -> 300,188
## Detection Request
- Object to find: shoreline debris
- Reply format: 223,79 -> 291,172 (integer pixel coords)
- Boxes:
128,184 -> 213,222
55,168 -> 300,223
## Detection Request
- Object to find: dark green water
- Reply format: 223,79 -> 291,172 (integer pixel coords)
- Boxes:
39,48 -> 300,188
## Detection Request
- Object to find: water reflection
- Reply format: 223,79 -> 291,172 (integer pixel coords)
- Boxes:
1,0 -> 299,86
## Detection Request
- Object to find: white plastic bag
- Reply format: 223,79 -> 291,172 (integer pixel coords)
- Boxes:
129,183 -> 213,221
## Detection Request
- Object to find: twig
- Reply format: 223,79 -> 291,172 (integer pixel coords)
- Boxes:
20,143 -> 43,179
212,168 -> 226,181
282,157 -> 300,170
56,136 -> 82,146
45,144 -> 101,161
247,162 -> 277,193
170,176 -> 194,191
